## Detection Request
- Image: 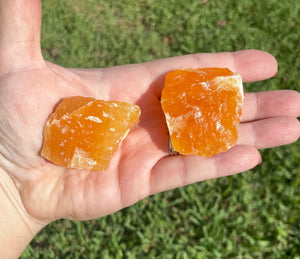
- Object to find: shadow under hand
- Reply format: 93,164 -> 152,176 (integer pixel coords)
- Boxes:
135,71 -> 170,154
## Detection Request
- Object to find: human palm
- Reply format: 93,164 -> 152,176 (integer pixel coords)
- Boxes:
0,0 -> 299,227
0,57 -> 170,221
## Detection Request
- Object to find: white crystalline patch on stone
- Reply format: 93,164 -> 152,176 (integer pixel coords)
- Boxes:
109,128 -> 115,132
194,111 -> 202,118
68,147 -> 96,169
200,82 -> 209,89
109,102 -> 119,108
51,119 -> 60,127
102,111 -> 109,117
213,74 -> 244,99
179,92 -> 186,100
172,75 -> 184,81
58,114 -> 71,121
59,141 -> 64,147
61,125 -> 69,134
85,116 -> 103,123
70,129 -> 75,133
88,160 -> 97,166
165,112 -> 189,136
216,121 -> 222,130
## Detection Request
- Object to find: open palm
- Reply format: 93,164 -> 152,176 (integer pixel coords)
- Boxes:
0,0 -> 299,228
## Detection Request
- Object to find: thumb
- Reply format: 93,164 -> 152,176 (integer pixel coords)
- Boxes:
0,0 -> 43,70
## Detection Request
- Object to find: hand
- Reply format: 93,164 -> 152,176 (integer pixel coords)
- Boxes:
0,0 -> 299,239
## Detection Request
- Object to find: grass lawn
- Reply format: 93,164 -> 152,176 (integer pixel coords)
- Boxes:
21,0 -> 300,258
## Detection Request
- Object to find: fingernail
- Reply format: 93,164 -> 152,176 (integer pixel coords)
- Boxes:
272,72 -> 278,78
258,156 -> 263,165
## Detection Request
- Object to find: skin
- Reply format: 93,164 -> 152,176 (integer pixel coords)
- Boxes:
0,0 -> 299,258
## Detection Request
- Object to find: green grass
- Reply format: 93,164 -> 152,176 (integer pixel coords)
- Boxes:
22,0 -> 300,258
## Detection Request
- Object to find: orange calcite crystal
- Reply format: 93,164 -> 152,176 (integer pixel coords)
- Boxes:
41,96 -> 140,171
161,68 -> 244,156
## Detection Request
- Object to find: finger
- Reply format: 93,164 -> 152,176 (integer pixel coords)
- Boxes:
241,90 -> 300,122
143,49 -> 277,84
0,0 -> 42,45
0,0 -> 43,72
149,146 -> 261,195
238,116 -> 300,149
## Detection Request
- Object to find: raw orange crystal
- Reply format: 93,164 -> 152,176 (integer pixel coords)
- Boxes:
41,96 -> 141,171
161,68 -> 244,156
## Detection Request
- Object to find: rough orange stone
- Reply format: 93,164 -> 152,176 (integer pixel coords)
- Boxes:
41,96 -> 141,171
161,68 -> 244,156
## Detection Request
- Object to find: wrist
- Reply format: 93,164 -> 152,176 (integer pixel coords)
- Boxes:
0,168 -> 47,258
